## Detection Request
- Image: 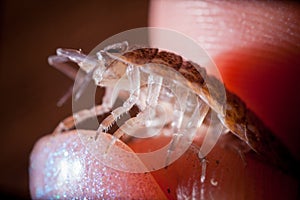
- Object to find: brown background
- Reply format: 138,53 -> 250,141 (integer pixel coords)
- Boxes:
0,0 -> 149,198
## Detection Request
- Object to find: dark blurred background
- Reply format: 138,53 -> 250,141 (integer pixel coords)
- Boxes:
0,1 -> 149,198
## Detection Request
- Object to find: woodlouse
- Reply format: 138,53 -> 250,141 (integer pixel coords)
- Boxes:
48,41 -> 297,175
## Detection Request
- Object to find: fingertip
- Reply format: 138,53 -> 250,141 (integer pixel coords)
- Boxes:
149,0 -> 300,57
149,0 -> 300,160
29,131 -> 166,199
150,134 -> 298,199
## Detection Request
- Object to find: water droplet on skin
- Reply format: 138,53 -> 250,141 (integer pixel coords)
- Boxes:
210,178 -> 218,186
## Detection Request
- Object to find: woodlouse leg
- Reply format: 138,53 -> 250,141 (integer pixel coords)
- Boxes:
165,87 -> 189,166
201,158 -> 207,183
166,98 -> 210,166
104,74 -> 164,153
198,118 -> 226,184
198,115 -> 226,159
53,87 -> 115,134
104,103 -> 166,156
96,65 -> 141,135
145,74 -> 163,105
138,74 -> 163,127
103,116 -> 145,154
109,75 -> 131,108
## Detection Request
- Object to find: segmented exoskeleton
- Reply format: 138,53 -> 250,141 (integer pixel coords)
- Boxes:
48,41 -> 297,175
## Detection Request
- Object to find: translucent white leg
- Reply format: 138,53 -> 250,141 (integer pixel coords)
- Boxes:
104,106 -> 167,154
119,73 -> 164,131
136,74 -> 166,130
198,116 -> 226,159
109,75 -> 131,107
165,88 -> 189,165
53,87 -> 115,134
104,116 -> 143,154
104,73 -> 164,153
146,74 -> 163,106
137,74 -> 163,125
171,86 -> 189,131
143,101 -> 174,129
96,65 -> 140,134
53,105 -> 109,135
166,97 -> 210,166
201,158 -> 207,183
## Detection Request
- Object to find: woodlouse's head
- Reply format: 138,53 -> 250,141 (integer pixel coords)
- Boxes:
91,41 -> 130,87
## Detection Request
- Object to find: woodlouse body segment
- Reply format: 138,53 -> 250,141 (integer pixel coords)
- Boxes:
122,48 -> 159,65
223,92 -> 247,142
48,41 -> 297,175
179,61 -> 206,84
151,51 -> 183,70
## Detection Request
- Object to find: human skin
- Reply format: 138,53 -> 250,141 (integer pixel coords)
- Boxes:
30,1 -> 300,199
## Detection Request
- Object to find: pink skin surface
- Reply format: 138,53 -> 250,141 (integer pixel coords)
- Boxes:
150,0 -> 300,159
30,1 -> 300,199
